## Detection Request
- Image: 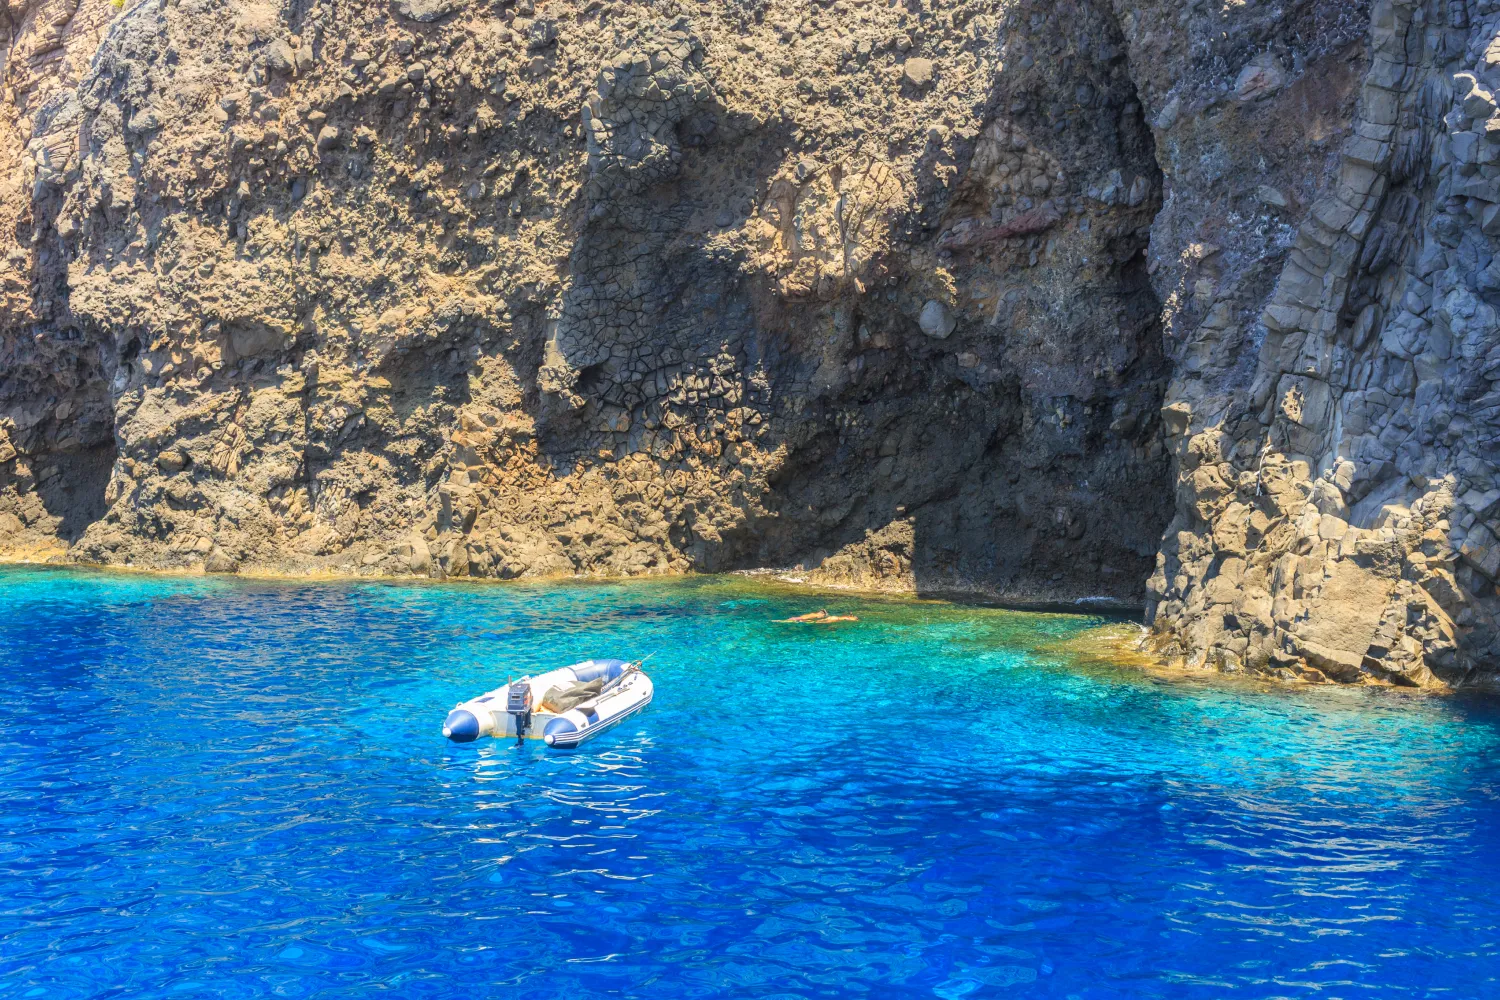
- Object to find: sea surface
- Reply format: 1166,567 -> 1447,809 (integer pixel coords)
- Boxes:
1,566 -> 1498,999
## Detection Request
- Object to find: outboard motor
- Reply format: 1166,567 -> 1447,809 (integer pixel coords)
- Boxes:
442,677 -> 531,744
507,679 -> 532,746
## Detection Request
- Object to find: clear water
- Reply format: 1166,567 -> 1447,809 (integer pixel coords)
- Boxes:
2,567 -> 1499,1000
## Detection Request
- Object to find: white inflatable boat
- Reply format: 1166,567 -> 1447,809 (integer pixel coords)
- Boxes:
442,658 -> 653,749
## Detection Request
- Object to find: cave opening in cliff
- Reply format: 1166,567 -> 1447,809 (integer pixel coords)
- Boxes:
727,0 -> 1172,607
1,0 -> 1179,610
34,444 -> 117,544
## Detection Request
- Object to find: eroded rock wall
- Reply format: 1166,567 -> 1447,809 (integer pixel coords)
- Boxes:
16,0 -> 1496,688
1138,0 -> 1500,689
1,0 -> 1171,602
1,0 -> 121,556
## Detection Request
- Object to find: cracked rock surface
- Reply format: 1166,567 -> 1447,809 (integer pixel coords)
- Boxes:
7,0 -> 1497,688
1136,0 -> 1500,691
1,0 -> 1169,606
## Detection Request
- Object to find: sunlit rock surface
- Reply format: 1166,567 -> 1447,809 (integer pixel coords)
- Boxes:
7,0 -> 1500,687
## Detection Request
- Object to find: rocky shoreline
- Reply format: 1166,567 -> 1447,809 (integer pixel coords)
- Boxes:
0,548 -> 1139,611
7,0 -> 1500,690
0,550 -> 1475,695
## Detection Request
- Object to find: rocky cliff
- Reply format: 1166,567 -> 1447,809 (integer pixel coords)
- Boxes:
1142,0 -> 1500,691
3,0 -> 1497,688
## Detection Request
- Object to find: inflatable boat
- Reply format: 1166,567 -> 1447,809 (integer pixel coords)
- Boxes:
442,658 -> 653,749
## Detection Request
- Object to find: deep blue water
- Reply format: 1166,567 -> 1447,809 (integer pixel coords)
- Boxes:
2,567 -> 1499,999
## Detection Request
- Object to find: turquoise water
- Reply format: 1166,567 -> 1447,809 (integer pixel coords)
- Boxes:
2,566 -> 1499,999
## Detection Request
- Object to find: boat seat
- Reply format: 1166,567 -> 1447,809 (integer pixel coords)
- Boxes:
540,678 -> 603,714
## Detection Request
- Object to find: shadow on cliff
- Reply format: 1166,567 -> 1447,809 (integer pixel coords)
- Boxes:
714,0 -> 1172,606
1,97 -> 118,550
34,445 -> 115,542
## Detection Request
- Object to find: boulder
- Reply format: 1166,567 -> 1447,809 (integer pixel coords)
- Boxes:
395,0 -> 464,23
204,547 -> 239,574
263,39 -> 295,75
919,300 -> 956,339
1289,560 -> 1394,674
396,531 -> 432,575
903,57 -> 934,89
1255,184 -> 1289,208
1234,54 -> 1285,101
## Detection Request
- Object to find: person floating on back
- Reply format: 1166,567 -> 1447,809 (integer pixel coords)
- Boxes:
774,609 -> 858,624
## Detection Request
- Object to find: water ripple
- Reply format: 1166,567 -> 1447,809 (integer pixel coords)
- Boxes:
2,567 -> 1500,998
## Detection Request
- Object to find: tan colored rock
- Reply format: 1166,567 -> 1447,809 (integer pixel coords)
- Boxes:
902,57 -> 934,89
204,547 -> 239,574
27,0 -> 1484,696
803,518 -> 915,593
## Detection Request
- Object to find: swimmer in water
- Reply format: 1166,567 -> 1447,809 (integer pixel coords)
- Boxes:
774,609 -> 859,623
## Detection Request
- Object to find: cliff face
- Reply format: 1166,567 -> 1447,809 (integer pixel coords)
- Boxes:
1,0 -> 122,558
2,0 -> 1169,599
3,0 -> 1497,687
1139,0 -> 1500,691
